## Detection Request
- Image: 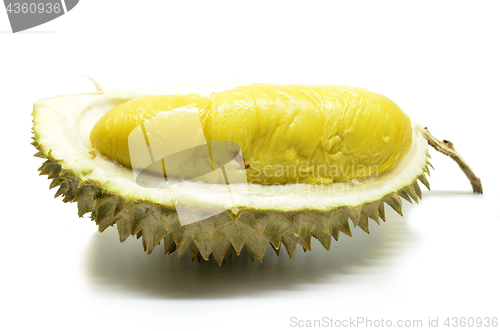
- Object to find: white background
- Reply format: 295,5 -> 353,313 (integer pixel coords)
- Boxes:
1,1 -> 499,330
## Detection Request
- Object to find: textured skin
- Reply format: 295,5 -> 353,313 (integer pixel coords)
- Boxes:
90,84 -> 413,184
33,136 -> 432,265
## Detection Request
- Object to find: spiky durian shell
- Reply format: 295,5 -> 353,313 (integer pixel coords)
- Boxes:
32,135 -> 431,265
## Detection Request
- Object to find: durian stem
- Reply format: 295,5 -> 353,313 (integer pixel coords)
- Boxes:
420,127 -> 483,194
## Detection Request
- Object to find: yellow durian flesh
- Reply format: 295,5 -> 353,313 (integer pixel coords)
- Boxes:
89,93 -> 211,169
90,84 -> 412,184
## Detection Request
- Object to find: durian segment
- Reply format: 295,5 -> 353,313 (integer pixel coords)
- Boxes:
32,82 -> 431,263
90,84 -> 413,184
34,138 -> 429,264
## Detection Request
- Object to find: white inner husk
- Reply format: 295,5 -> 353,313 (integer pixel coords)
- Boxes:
33,82 -> 428,212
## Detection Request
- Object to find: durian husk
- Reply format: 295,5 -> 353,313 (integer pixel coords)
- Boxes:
32,136 -> 432,265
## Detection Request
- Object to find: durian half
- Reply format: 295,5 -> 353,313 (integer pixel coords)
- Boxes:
32,82 -> 446,265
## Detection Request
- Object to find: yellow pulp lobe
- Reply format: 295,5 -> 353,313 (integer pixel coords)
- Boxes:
90,85 -> 412,184
90,94 -> 211,169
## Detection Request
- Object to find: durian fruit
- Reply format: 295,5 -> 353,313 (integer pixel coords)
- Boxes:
32,82 -> 482,265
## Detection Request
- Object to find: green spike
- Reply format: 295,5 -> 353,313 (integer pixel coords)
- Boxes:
418,174 -> 430,190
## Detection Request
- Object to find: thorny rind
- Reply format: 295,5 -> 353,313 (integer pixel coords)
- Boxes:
33,134 -> 431,265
